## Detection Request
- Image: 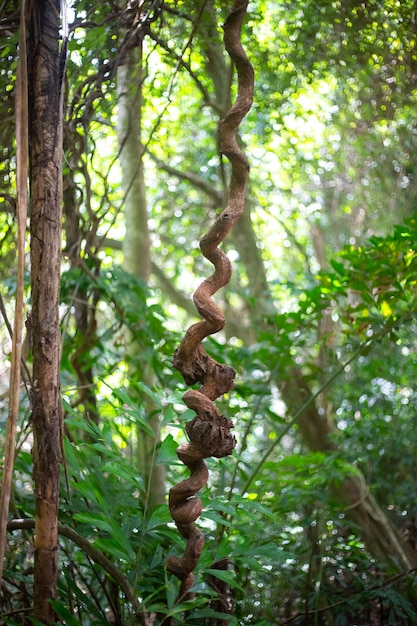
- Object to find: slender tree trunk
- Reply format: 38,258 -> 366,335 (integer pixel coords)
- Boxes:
0,0 -> 29,585
28,1 -> 65,620
117,44 -> 165,508
117,45 -> 151,282
64,173 -> 100,427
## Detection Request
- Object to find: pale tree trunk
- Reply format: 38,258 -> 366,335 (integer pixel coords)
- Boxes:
27,0 -> 65,620
195,0 -> 417,573
311,219 -> 335,420
117,46 -> 151,281
117,44 -> 165,508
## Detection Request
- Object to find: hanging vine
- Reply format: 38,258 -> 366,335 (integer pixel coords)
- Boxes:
167,0 -> 254,601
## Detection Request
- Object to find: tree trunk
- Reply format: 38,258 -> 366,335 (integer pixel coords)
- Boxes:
117,46 -> 151,282
63,162 -> 100,427
28,1 -> 65,620
117,44 -> 165,508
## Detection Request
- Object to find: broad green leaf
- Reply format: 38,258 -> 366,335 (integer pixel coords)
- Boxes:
203,568 -> 244,592
73,512 -> 114,534
156,434 -> 179,465
134,380 -> 163,407
92,536 -> 135,564
146,504 -> 172,529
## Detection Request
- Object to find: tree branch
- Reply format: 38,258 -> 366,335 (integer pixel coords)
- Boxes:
146,31 -> 224,114
148,152 -> 223,204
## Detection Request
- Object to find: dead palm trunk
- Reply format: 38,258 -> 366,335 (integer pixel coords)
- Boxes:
27,0 -> 65,620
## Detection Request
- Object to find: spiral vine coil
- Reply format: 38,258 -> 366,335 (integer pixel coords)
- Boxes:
167,0 -> 254,602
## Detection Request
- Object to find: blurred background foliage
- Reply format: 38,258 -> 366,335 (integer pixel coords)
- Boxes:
1,0 -> 417,623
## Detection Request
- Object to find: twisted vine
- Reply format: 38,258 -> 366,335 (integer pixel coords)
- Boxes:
167,0 -> 254,601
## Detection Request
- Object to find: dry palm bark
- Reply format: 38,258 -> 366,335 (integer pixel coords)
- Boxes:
27,0 -> 66,620
167,0 -> 254,601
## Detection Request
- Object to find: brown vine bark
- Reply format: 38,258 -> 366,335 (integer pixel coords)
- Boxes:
167,0 -> 254,603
